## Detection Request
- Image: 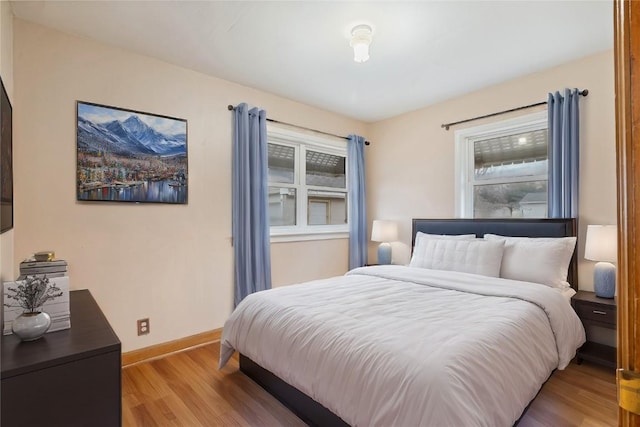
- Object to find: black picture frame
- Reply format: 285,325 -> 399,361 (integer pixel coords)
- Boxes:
0,76 -> 12,233
76,101 -> 188,204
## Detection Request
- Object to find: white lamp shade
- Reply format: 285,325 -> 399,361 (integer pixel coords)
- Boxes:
371,220 -> 398,242
584,225 -> 617,263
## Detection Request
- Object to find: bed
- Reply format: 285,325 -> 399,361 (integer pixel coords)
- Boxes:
220,218 -> 586,427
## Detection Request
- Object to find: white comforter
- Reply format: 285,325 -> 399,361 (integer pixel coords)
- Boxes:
220,266 -> 585,427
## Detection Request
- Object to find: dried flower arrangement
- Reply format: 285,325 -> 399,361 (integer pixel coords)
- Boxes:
4,276 -> 63,314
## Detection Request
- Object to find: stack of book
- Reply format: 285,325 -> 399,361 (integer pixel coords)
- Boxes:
3,276 -> 71,335
18,259 -> 68,280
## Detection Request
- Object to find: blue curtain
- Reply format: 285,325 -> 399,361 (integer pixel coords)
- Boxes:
347,135 -> 367,269
548,89 -> 580,218
232,103 -> 272,306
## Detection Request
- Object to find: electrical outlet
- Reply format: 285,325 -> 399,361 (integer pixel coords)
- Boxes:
137,318 -> 150,336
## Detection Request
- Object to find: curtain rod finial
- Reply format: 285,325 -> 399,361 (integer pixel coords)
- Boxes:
581,89 -> 589,97
365,140 -> 370,146
227,105 -> 234,111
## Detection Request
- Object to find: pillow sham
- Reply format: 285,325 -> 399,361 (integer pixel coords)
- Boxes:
483,234 -> 577,288
410,237 -> 505,277
414,232 -> 476,246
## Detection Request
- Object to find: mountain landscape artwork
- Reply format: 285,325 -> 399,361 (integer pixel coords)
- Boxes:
76,101 -> 187,204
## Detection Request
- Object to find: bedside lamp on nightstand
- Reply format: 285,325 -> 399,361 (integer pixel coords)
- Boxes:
585,224 -> 617,299
371,220 -> 398,265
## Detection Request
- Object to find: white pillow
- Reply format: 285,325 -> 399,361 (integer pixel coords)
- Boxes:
483,234 -> 577,288
414,232 -> 477,251
410,237 -> 505,277
415,232 -> 477,240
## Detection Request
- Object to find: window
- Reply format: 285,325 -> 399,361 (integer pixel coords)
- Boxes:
455,111 -> 548,218
267,126 -> 348,241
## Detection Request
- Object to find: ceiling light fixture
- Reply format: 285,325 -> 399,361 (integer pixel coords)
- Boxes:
350,24 -> 373,63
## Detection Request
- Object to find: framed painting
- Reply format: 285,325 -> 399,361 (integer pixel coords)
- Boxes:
76,101 -> 188,204
0,76 -> 12,233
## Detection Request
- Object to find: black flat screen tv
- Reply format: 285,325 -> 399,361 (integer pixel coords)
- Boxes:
0,76 -> 12,234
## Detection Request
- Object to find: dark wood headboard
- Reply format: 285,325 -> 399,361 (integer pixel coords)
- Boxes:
411,218 -> 578,290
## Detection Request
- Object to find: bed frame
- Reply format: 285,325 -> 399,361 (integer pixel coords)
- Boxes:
240,217 -> 578,426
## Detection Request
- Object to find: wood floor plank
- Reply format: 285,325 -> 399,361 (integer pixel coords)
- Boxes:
122,342 -> 617,426
520,360 -> 617,427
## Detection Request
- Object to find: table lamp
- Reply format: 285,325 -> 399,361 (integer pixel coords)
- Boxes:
584,224 -> 617,299
371,220 -> 398,265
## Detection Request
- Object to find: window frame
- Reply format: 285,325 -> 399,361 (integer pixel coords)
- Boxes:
454,111 -> 548,218
267,125 -> 349,242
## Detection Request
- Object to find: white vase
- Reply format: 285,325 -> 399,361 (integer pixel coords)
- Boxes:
12,311 -> 52,341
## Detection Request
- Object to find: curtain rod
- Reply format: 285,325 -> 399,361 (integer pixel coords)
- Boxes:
227,105 -> 370,145
440,89 -> 589,131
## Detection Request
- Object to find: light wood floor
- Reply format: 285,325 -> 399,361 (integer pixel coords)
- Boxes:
122,342 -> 617,426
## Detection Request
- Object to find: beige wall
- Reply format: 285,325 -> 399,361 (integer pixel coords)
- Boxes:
0,1 -> 14,284
367,50 -> 616,292
271,239 -> 349,287
13,19 -> 365,351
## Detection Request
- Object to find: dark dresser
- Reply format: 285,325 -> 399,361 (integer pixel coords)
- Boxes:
1,289 -> 122,426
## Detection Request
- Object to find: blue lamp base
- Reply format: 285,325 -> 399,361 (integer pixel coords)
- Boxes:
377,243 -> 392,265
593,261 -> 616,299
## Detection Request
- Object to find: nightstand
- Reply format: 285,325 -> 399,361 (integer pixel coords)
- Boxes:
571,290 -> 616,368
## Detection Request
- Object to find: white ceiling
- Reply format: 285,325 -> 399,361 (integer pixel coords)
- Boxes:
10,1 -> 613,122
